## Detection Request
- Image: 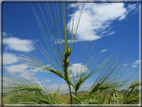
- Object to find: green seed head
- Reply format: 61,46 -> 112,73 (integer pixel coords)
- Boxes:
64,47 -> 71,59
67,47 -> 71,55
129,82 -> 139,89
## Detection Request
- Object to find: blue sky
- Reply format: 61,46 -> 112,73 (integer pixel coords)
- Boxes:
2,2 -> 140,91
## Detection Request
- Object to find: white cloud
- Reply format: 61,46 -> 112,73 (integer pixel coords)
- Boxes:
3,53 -> 19,65
133,60 -> 140,65
127,4 -> 137,12
132,60 -> 141,68
118,13 -> 127,21
3,37 -> 35,52
4,64 -> 37,79
108,31 -> 116,35
68,3 -> 138,41
119,4 -> 138,21
132,65 -> 137,68
55,39 -> 80,44
100,49 -> 107,53
5,64 -> 29,74
69,63 -> 88,77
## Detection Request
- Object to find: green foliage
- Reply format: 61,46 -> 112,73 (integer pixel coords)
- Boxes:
71,94 -> 83,104
89,99 -> 99,104
101,92 -> 107,104
3,75 -> 65,104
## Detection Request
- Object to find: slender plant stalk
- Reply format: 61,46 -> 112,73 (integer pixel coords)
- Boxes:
69,84 -> 73,104
75,90 -> 77,97
63,47 -> 72,104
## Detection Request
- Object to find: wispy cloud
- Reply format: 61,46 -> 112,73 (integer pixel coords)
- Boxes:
132,60 -> 141,68
127,4 -> 138,13
133,60 -> 140,65
132,65 -> 137,68
3,37 -> 35,52
5,64 -> 29,74
4,64 -> 37,79
100,49 -> 107,53
108,31 -> 116,35
68,3 -> 138,41
3,53 -> 19,65
69,63 -> 88,77
119,4 -> 138,21
55,39 -> 80,44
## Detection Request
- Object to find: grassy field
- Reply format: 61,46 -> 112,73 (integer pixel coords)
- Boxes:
3,89 -> 139,105
56,91 -> 139,104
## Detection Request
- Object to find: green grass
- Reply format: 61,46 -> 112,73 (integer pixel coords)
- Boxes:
3,89 -> 139,104
3,73 -> 139,105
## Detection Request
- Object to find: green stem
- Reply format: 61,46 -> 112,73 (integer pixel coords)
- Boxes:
69,84 -> 72,105
75,90 -> 77,97
75,89 -> 78,104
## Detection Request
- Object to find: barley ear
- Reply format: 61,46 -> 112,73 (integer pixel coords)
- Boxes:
90,82 -> 101,94
63,47 -> 71,84
109,89 -> 119,104
20,86 -> 43,92
129,82 -> 139,89
98,85 -> 110,92
75,78 -> 84,91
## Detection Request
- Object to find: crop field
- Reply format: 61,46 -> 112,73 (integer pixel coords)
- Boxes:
3,89 -> 139,104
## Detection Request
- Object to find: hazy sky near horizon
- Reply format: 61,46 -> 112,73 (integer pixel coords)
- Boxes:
2,2 -> 140,91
